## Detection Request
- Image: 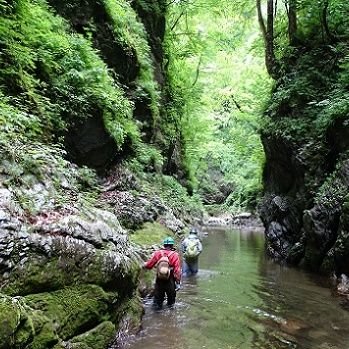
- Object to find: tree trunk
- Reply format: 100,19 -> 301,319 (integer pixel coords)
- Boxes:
287,0 -> 297,45
322,0 -> 336,42
257,0 -> 279,79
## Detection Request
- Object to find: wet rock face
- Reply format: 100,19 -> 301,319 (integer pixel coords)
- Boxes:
259,134 -> 307,262
260,116 -> 349,276
64,115 -> 118,171
262,135 -> 304,194
101,166 -> 185,233
259,192 -> 303,262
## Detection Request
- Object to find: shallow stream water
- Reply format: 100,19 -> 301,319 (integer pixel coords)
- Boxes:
123,228 -> 349,349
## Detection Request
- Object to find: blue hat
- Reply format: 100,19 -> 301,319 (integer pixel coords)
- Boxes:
190,227 -> 198,234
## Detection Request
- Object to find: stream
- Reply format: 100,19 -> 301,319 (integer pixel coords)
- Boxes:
123,227 -> 349,349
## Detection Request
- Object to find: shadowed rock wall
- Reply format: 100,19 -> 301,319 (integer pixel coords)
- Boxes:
259,46 -> 349,277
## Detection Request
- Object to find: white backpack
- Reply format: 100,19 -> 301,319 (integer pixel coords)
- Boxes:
183,239 -> 200,260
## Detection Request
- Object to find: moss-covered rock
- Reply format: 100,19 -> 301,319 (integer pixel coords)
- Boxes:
57,321 -> 116,349
24,285 -> 111,339
0,295 -> 21,349
0,144 -> 143,348
0,285 -> 130,349
30,322 -> 58,349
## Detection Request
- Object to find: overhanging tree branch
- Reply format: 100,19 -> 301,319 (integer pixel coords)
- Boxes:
170,9 -> 186,31
230,94 -> 242,112
191,55 -> 202,87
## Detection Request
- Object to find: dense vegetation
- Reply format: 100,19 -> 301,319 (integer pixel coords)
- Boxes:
164,0 -> 270,211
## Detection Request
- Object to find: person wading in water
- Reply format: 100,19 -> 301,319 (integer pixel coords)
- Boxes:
143,237 -> 181,309
181,227 -> 203,277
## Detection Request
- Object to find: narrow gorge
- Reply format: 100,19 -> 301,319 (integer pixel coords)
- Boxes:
1,0 -> 349,348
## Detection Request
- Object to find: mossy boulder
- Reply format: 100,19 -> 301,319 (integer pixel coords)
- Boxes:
0,296 -> 21,349
24,285 -> 112,340
0,145 -> 143,348
54,321 -> 116,349
0,285 -> 142,349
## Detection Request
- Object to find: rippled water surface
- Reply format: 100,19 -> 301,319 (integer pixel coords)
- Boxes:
123,228 -> 349,349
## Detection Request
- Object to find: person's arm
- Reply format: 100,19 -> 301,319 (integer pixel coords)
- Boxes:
197,239 -> 203,253
143,251 -> 159,269
172,253 -> 182,282
180,238 -> 187,253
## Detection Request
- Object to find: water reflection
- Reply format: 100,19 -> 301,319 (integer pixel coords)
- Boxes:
255,260 -> 349,348
123,228 -> 349,349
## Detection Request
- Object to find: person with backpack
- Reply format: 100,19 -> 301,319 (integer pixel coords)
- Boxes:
142,237 -> 181,309
181,227 -> 203,277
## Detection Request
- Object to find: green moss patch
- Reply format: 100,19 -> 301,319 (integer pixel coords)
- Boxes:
66,321 -> 116,349
0,0 -> 134,148
0,295 -> 21,349
24,285 -> 113,340
129,221 -> 173,246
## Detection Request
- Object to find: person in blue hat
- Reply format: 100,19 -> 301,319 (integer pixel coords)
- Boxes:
181,227 -> 203,277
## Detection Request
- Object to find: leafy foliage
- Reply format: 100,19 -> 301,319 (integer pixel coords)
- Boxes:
103,0 -> 161,120
261,0 -> 349,142
0,0 -> 146,149
164,0 -> 270,211
128,143 -> 164,174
